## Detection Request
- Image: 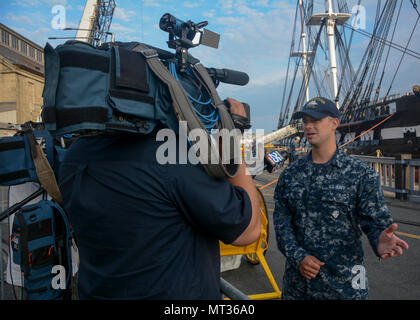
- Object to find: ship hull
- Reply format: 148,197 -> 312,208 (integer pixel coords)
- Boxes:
338,94 -> 420,158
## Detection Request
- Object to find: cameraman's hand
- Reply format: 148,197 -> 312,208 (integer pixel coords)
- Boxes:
226,97 -> 246,117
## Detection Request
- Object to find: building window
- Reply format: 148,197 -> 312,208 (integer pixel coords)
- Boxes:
1,30 -> 10,46
29,46 -> 35,58
36,50 -> 43,62
21,41 -> 27,55
11,35 -> 19,50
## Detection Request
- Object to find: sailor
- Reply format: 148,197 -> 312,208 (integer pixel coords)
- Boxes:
413,85 -> 420,99
289,136 -> 303,163
273,97 -> 409,300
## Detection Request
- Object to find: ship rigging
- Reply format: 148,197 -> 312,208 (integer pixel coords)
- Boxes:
278,0 -> 420,157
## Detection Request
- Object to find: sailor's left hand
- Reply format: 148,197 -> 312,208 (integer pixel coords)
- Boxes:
377,223 -> 409,259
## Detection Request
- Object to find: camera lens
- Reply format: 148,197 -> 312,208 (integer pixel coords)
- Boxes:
159,13 -> 177,33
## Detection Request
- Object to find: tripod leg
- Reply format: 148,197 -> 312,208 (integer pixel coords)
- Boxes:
0,188 -> 44,222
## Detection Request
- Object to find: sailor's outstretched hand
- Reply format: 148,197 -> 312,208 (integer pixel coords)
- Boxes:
377,223 -> 409,259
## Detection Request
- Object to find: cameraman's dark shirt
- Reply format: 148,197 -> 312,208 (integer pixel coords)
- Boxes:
59,131 -> 252,299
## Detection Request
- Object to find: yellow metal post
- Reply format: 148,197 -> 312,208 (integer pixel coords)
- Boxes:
376,149 -> 382,173
220,188 -> 282,300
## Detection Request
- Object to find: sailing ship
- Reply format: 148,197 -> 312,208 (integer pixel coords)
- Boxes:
277,0 -> 420,157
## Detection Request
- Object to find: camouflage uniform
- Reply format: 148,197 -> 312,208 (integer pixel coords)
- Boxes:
273,148 -> 393,300
289,140 -> 300,163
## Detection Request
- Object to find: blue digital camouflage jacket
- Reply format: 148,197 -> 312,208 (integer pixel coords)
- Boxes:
289,140 -> 300,163
273,147 -> 393,299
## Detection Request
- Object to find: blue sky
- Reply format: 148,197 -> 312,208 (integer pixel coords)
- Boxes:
1,0 -> 419,132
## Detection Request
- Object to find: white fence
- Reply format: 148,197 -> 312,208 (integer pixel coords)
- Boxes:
354,155 -> 420,202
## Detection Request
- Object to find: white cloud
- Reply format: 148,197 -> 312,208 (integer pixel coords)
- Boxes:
143,0 -> 161,7
11,0 -> 41,7
182,1 -> 201,8
43,0 -> 67,6
235,0 -> 264,17
214,16 -> 246,26
114,7 -> 137,22
203,10 -> 216,18
252,0 -> 269,7
250,70 -> 286,88
218,0 -> 233,10
5,13 -> 37,26
110,23 -> 133,33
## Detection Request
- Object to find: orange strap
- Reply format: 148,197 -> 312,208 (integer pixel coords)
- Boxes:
259,179 -> 279,190
259,114 -> 394,190
339,114 -> 394,148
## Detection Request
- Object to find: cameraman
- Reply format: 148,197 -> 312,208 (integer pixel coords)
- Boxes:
58,98 -> 260,300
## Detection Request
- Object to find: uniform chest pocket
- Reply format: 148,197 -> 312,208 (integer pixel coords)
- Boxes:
320,191 -> 355,239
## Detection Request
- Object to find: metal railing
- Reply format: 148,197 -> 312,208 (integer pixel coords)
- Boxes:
409,159 -> 420,198
354,155 -> 420,202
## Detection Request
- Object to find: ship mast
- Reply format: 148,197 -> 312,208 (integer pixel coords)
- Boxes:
307,0 -> 351,109
76,0 -> 116,46
76,0 -> 98,44
326,0 -> 339,108
292,0 -> 313,103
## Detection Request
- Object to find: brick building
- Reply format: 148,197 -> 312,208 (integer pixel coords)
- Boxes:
0,23 -> 45,210
0,22 -> 44,132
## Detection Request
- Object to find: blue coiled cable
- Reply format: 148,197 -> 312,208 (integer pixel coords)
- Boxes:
169,62 -> 220,133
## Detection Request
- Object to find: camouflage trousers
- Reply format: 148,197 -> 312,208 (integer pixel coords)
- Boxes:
281,263 -> 369,300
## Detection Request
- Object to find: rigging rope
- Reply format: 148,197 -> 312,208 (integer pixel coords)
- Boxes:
374,0 -> 403,103
385,14 -> 420,98
361,0 -> 395,104
292,21 -> 325,124
341,0 -> 393,120
342,24 -> 420,60
278,1 -> 299,129
410,0 -> 420,17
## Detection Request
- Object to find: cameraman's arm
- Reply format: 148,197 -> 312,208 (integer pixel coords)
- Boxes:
227,162 -> 261,246
225,98 -> 261,246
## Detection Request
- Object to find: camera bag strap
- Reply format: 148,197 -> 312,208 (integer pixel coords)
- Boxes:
132,43 -> 240,179
22,124 -> 63,205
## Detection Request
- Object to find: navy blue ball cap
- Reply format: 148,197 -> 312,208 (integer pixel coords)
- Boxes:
292,97 -> 340,120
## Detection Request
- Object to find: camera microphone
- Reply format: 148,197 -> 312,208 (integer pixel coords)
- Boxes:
206,68 -> 249,86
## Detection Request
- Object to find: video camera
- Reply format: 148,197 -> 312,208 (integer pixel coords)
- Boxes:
158,13 -> 252,133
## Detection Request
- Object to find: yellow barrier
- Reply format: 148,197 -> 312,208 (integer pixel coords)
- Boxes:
220,188 -> 282,300
376,149 -> 383,173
